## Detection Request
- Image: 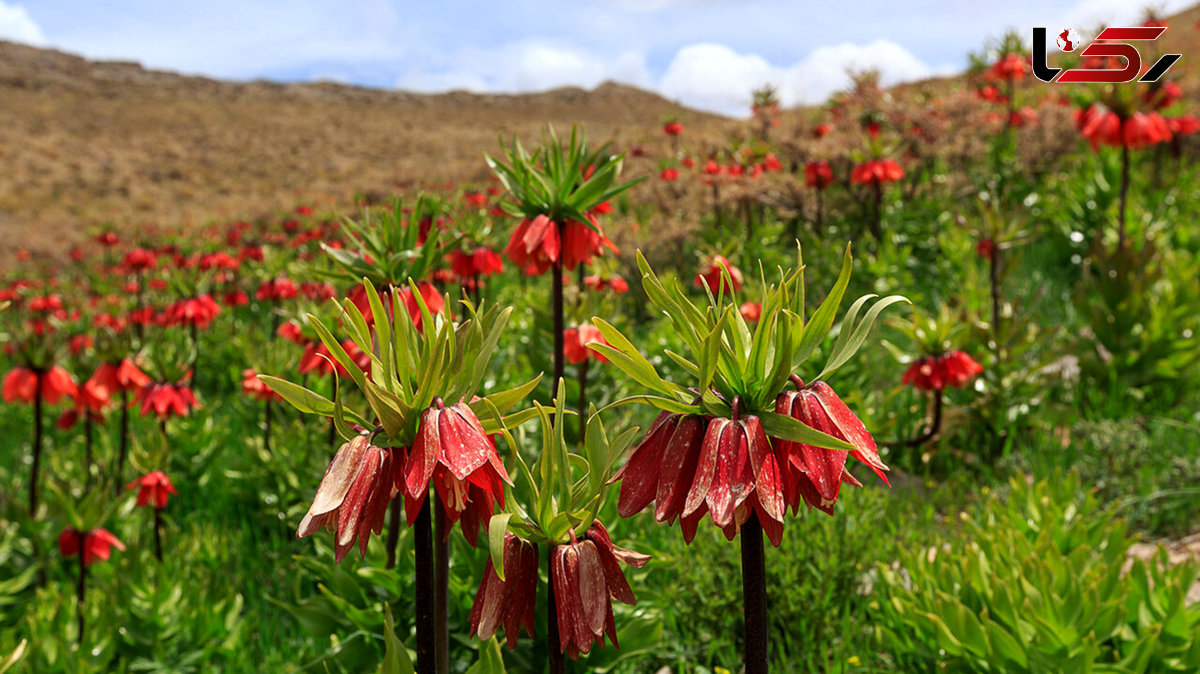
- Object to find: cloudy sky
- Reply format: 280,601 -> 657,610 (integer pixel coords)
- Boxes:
0,0 -> 1191,116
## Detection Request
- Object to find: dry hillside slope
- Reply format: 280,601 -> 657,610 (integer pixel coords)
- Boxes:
0,40 -> 732,268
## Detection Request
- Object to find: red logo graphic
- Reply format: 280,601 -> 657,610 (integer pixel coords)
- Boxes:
1032,26 -> 1181,84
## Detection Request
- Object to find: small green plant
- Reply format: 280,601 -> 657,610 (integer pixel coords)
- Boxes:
873,472 -> 1200,673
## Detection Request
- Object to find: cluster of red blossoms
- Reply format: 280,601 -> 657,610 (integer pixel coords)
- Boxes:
3,366 -> 77,404
694,255 -> 744,294
126,470 -> 177,509
447,246 -> 504,281
902,350 -> 984,391
805,160 -> 834,190
1076,107 -> 1176,150
504,213 -> 618,275
613,379 -> 888,546
563,325 -> 610,365
296,399 -> 510,561
850,159 -> 905,186
59,527 -> 125,567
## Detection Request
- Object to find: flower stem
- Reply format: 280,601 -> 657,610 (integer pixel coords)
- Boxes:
1118,142 -> 1130,251
154,507 -> 163,562
263,399 -> 273,454
76,531 -> 87,645
84,415 -> 94,489
434,502 -> 450,674
871,181 -> 883,240
413,497 -> 436,674
385,499 -> 402,570
741,513 -> 769,674
548,223 -> 567,674
117,388 -> 130,492
553,239 -> 565,396
189,322 -> 201,390
547,543 -> 565,674
29,370 -> 44,515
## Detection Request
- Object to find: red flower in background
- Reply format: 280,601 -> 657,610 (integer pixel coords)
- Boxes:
1078,107 -> 1172,150
902,350 -> 984,391
449,246 -> 504,279
851,159 -> 904,185
3,366 -> 77,405
990,53 -> 1028,80
120,248 -> 158,273
242,369 -> 283,402
469,532 -> 539,649
404,400 -> 511,544
95,231 -> 120,247
297,433 -> 404,562
563,325 -> 610,365
167,295 -> 221,329
774,381 -> 889,519
504,214 -> 617,275
659,167 -> 679,181
805,160 -> 834,189
59,527 -> 125,567
739,301 -> 761,323
137,382 -> 199,419
222,290 -> 249,307
256,278 -> 299,302
694,255 -> 743,294
663,120 -> 684,136
56,379 -> 111,429
551,521 -> 649,658
197,252 -> 239,271
1167,115 -> 1200,136
813,122 -> 832,138
127,471 -> 177,509
89,359 -> 151,396
583,274 -> 629,294
277,321 -> 305,344
297,339 -> 369,378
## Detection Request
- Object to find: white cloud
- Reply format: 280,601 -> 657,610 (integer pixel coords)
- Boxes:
0,1 -> 44,45
660,39 -> 948,116
1049,0 -> 1194,32
398,41 -> 652,93
660,43 -> 780,115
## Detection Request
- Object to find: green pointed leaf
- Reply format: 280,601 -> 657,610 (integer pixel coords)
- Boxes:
760,411 -> 857,452
488,513 -> 513,581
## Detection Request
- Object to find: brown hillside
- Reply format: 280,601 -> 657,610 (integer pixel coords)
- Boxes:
0,40 -> 733,270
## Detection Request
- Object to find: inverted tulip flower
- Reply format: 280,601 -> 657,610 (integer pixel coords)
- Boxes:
551,521 -> 648,658
596,245 -> 906,673
404,399 -> 511,544
137,381 -> 198,419
3,365 -> 76,404
89,357 -> 150,486
5,362 -> 77,512
127,470 -> 177,509
903,350 -> 984,391
774,378 -> 889,519
128,470 -> 177,560
60,526 -> 125,567
61,525 -> 126,643
298,433 -> 404,562
263,277 -> 535,673
469,532 -> 539,649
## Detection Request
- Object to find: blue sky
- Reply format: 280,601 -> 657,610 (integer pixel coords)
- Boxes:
1,0 -> 1191,116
